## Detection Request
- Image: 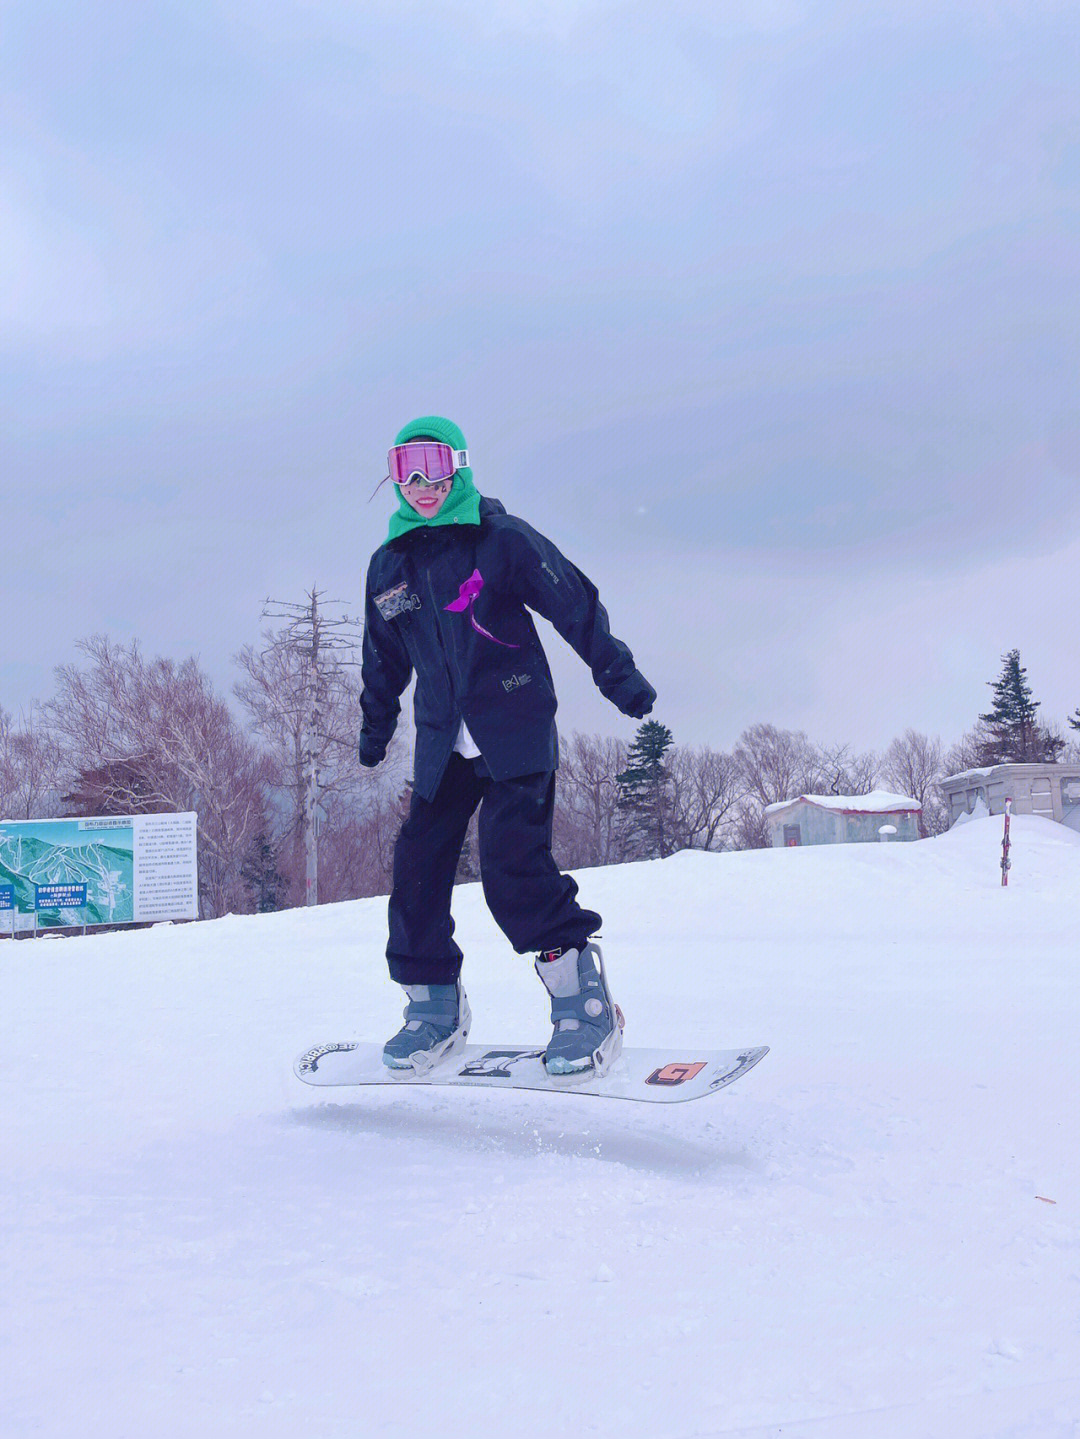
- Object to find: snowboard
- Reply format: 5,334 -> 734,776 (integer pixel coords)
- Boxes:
294,1040 -> 768,1104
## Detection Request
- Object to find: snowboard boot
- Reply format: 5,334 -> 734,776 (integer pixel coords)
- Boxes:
382,981 -> 471,1073
535,943 -> 624,1077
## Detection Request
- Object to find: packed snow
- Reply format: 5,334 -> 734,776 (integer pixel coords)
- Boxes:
3,815 -> 1079,1439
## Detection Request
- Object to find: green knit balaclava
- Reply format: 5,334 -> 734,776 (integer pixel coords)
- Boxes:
384,415 -> 481,544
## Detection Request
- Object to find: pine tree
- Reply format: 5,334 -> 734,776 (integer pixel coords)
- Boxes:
978,650 -> 1063,764
616,720 -> 675,859
241,832 -> 287,913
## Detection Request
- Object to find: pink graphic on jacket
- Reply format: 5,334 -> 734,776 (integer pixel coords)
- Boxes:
444,569 -> 520,648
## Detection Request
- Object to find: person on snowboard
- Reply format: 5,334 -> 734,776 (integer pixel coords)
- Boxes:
358,415 -> 656,1077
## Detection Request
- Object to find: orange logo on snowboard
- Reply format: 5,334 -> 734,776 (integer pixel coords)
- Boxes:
645,1062 -> 707,1086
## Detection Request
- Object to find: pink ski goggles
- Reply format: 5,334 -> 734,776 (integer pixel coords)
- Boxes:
387,442 -> 469,488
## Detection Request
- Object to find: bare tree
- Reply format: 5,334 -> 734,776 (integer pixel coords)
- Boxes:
0,705 -> 65,820
734,724 -> 820,808
242,590 -> 371,906
47,636 -> 269,917
732,797 -> 772,851
813,742 -> 879,796
235,618 -> 406,905
880,729 -> 946,836
667,744 -> 741,851
943,723 -> 996,778
316,785 -> 404,901
553,731 -> 627,869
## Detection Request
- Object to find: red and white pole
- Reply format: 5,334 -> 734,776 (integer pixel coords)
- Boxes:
1000,798 -> 1012,887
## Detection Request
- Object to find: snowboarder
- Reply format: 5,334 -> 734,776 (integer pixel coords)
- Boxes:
358,416 -> 656,1076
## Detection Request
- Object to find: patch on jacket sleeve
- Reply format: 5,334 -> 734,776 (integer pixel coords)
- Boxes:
374,582 -> 421,621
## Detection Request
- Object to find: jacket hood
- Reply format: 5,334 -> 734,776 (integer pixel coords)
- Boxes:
383,469 -> 481,544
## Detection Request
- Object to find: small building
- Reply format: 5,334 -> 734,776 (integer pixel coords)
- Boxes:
765,790 -> 922,848
940,763 -> 1080,833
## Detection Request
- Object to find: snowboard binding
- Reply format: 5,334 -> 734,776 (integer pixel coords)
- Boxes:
383,982 -> 472,1074
536,942 -> 625,1078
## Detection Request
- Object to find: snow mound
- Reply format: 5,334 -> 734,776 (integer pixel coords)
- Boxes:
2,815 -> 1078,1438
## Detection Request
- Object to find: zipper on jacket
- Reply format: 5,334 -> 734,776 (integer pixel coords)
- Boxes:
425,538 -> 478,738
424,554 -> 465,715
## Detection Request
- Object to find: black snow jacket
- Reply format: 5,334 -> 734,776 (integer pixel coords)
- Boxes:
358,497 -> 655,800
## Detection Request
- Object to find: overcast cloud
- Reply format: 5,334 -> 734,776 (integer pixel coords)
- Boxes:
2,0 -> 1079,755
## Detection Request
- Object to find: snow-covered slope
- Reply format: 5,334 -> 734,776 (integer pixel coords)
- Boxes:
3,816 -> 1078,1439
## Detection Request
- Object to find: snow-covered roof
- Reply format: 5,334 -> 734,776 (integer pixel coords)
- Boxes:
765,789 -> 921,817
940,767 -> 997,784
942,763 -> 1080,785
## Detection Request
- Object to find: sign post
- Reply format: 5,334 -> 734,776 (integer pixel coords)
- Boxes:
1001,797 -> 1012,887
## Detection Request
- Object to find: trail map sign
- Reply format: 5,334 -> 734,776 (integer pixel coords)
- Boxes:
0,813 -> 198,932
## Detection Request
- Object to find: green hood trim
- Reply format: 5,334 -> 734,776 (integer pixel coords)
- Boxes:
383,415 -> 481,544
384,471 -> 481,543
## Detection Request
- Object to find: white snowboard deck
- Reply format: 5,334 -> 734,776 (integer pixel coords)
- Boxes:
294,1041 -> 768,1104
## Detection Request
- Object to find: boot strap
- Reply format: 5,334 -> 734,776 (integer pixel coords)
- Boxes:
549,994 -> 598,1023
405,996 -> 459,1023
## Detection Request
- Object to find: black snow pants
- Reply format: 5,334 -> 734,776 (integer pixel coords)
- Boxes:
386,754 -> 602,985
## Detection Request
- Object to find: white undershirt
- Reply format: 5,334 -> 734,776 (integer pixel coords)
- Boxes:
453,720 -> 481,760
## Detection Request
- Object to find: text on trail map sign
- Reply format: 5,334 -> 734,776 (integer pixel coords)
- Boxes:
0,813 -> 198,931
34,883 -> 87,910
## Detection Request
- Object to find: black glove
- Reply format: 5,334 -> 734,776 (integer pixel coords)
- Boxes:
612,670 -> 656,720
357,734 -> 385,769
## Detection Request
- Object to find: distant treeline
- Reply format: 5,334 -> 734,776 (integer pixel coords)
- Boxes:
2,638 -> 1076,918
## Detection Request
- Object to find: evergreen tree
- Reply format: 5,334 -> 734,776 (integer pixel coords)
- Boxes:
978,649 -> 1063,764
616,720 -> 675,859
241,832 -> 287,913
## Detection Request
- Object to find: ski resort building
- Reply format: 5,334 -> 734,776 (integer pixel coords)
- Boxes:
764,791 -> 922,848
940,763 -> 1080,833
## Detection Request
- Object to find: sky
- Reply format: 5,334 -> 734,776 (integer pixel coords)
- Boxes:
3,0 -> 1079,758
